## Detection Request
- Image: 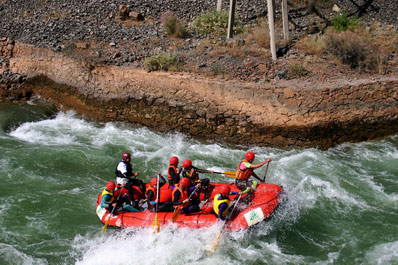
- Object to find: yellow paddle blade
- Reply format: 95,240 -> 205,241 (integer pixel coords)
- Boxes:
171,206 -> 183,223
101,215 -> 111,235
152,213 -> 160,233
223,171 -> 236,178
210,231 -> 223,253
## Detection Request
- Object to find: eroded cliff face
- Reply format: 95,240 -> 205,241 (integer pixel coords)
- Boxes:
1,40 -> 398,149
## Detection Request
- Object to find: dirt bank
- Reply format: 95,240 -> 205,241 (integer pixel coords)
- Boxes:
1,41 -> 398,149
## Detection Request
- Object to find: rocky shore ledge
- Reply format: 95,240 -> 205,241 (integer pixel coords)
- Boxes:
1,39 -> 397,149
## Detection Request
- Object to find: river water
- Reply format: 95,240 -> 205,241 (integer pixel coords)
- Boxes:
0,101 -> 397,265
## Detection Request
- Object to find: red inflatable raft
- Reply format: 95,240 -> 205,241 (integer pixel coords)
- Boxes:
96,182 -> 284,231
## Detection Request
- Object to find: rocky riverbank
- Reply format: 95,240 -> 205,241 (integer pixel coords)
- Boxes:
1,40 -> 397,149
1,0 -> 398,149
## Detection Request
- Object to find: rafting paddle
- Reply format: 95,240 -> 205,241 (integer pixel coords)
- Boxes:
171,186 -> 199,223
152,174 -> 161,233
210,194 -> 242,253
213,171 -> 236,178
102,185 -> 123,235
262,161 -> 270,182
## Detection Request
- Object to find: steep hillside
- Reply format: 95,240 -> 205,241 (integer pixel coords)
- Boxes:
1,0 -> 397,83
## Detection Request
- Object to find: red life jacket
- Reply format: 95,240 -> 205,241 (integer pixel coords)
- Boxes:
235,159 -> 253,180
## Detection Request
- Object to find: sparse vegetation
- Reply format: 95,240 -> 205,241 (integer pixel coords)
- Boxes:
297,34 -> 326,56
331,12 -> 361,32
288,64 -> 308,79
144,53 -> 180,72
2,0 -> 396,81
245,22 -> 270,48
325,30 -> 368,69
192,10 -> 243,37
209,63 -> 226,76
161,11 -> 188,38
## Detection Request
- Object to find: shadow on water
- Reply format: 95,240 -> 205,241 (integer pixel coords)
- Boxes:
0,100 -> 57,133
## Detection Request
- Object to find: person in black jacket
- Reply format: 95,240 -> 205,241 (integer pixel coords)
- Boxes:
115,152 -> 145,206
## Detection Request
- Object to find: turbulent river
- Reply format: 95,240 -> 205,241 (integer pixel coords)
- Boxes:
0,101 -> 397,265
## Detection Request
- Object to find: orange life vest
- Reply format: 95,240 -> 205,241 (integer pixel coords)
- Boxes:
145,185 -> 157,201
168,164 -> 177,182
172,184 -> 188,207
235,159 -> 253,180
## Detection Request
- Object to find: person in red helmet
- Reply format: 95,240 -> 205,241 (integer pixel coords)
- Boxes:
97,181 -> 139,213
172,177 -> 200,214
167,156 -> 180,187
115,152 -> 145,207
235,151 -> 271,192
180,159 -> 214,185
180,159 -> 214,202
146,173 -> 173,212
213,184 -> 240,220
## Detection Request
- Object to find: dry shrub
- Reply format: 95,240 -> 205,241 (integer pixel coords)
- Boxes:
246,23 -> 270,48
144,53 -> 181,72
209,63 -> 226,76
296,34 -> 326,56
369,23 -> 398,56
288,64 -> 308,79
325,24 -> 395,72
325,30 -> 369,70
161,11 -> 188,38
207,37 -> 267,60
218,22 -> 271,59
227,43 -> 245,58
367,23 -> 398,73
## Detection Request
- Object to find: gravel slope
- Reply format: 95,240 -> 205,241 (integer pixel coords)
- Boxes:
1,0 -> 397,82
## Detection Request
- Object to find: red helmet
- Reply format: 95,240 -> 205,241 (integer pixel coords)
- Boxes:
150,177 -> 158,186
106,181 -> 116,192
182,159 -> 192,169
220,185 -> 231,196
179,177 -> 191,187
122,152 -> 131,161
170,156 -> 179,166
245,151 -> 255,161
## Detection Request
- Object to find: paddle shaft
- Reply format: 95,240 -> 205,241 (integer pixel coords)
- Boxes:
153,174 -> 161,233
262,161 -> 270,182
213,171 -> 236,178
171,186 -> 199,222
155,174 -> 160,213
211,194 -> 242,252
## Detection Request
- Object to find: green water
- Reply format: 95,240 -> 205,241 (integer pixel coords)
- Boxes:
0,102 -> 397,265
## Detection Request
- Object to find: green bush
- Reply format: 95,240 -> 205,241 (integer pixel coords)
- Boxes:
144,54 -> 180,72
161,11 -> 188,38
331,12 -> 361,32
193,10 -> 243,37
